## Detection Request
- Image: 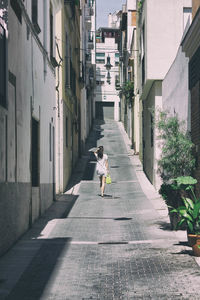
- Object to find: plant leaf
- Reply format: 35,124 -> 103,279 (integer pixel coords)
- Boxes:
187,221 -> 193,232
179,210 -> 193,221
184,197 -> 194,210
176,218 -> 185,229
193,202 -> 200,219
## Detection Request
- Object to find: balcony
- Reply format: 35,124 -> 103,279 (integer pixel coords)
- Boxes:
85,12 -> 92,30
88,34 -> 94,50
89,0 -> 94,8
86,53 -> 92,66
85,7 -> 91,21
89,7 -> 94,16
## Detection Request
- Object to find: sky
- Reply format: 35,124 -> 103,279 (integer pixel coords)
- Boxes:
96,0 -> 125,29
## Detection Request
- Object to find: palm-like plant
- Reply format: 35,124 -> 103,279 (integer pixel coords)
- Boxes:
170,177 -> 200,234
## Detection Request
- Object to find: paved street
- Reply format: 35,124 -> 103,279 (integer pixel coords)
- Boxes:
1,120 -> 200,300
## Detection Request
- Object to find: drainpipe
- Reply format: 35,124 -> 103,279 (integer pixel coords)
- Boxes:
55,40 -> 63,193
43,0 -> 47,80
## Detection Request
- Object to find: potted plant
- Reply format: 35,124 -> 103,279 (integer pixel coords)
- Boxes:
159,182 -> 183,230
156,111 -> 196,229
170,177 -> 200,255
119,81 -> 134,108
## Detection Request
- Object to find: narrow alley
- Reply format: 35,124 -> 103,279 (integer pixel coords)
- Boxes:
0,120 -> 200,300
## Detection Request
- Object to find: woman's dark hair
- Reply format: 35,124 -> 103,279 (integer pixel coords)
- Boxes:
97,146 -> 104,159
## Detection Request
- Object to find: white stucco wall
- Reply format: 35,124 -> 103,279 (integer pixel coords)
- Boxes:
0,1 -> 57,256
127,0 -> 136,10
138,0 -> 192,190
95,37 -> 120,121
143,81 -> 162,189
162,46 -> 190,130
144,0 -> 192,81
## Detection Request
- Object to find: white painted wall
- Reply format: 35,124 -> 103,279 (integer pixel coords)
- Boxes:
0,0 -> 58,256
127,0 -> 136,10
95,37 -> 120,121
145,0 -> 192,81
162,46 -> 190,130
137,0 -> 192,190
143,81 -> 162,189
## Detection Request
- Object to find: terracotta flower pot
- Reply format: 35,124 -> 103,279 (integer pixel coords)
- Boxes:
188,234 -> 198,247
192,238 -> 200,257
187,234 -> 200,247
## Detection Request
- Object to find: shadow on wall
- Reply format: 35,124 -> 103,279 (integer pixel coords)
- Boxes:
65,119 -> 105,185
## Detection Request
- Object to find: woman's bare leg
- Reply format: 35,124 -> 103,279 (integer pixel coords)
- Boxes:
99,176 -> 103,196
101,175 -> 106,197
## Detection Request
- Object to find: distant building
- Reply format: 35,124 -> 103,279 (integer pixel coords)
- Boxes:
95,18 -> 121,121
119,0 -> 137,149
80,0 -> 96,150
55,1 -> 82,194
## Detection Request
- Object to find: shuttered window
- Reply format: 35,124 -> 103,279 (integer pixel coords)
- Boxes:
0,23 -> 6,108
32,0 -> 41,34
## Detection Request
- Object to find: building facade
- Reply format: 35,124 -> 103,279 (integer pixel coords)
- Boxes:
95,14 -> 121,121
119,0 -> 137,149
136,0 -> 192,189
80,0 -> 96,149
55,0 -> 81,194
162,43 -> 191,130
0,0 -> 61,256
182,1 -> 200,194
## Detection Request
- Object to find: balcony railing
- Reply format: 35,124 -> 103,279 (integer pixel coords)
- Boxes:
89,0 -> 94,8
88,33 -> 94,49
89,7 -> 94,16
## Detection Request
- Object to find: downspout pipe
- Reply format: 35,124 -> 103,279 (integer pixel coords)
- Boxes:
55,40 -> 63,193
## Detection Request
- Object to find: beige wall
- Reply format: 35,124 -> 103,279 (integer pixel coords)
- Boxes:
131,11 -> 136,26
143,81 -> 162,189
192,0 -> 200,18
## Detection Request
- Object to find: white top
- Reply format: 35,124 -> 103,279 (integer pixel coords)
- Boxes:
95,153 -> 108,176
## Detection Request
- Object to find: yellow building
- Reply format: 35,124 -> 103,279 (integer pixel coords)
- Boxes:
55,1 -> 81,193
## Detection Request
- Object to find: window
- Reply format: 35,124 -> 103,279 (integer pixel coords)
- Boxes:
70,58 -> 76,96
50,3 -> 53,57
115,53 -> 119,66
183,7 -> 192,30
32,118 -> 39,187
142,56 -> 145,85
96,52 -> 105,57
96,59 -> 105,64
10,0 -> 22,23
151,114 -> 154,147
66,118 -> 68,147
65,34 -> 70,88
89,0 -> 94,7
32,0 -> 41,34
96,80 -> 104,85
96,52 -> 105,64
49,123 -> 52,161
88,31 -> 93,42
115,75 -> 120,89
0,23 -> 6,108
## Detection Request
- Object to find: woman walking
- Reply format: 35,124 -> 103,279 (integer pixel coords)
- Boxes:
94,146 -> 109,197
